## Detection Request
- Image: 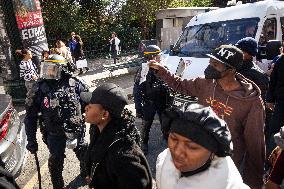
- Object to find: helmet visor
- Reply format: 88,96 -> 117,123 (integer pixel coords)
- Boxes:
40,62 -> 62,79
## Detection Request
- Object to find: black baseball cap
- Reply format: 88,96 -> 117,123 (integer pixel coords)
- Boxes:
206,45 -> 243,70
80,83 -> 128,117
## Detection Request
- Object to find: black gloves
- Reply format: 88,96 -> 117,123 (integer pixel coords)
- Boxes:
26,141 -> 38,154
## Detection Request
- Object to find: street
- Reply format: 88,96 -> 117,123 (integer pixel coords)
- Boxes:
15,70 -> 167,189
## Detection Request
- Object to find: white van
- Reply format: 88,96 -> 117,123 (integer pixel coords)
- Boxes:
164,0 -> 284,79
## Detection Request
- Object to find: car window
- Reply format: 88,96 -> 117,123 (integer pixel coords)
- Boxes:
259,18 -> 277,46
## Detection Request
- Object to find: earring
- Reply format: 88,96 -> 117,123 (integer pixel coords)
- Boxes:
101,117 -> 105,120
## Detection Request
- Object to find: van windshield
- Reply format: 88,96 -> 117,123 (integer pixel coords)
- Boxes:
174,17 -> 260,57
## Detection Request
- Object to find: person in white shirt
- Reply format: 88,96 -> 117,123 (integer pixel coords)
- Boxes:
18,49 -> 38,105
109,32 -> 121,64
156,103 -> 249,189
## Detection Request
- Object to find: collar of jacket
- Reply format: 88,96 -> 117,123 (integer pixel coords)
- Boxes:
240,59 -> 254,71
88,121 -> 126,177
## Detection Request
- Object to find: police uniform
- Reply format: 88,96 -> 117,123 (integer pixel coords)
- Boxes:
139,45 -> 172,154
24,55 -> 89,189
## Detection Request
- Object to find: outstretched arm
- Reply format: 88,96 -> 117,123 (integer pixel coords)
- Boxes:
149,61 -> 202,97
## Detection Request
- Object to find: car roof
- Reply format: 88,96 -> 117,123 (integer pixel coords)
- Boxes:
187,0 -> 284,27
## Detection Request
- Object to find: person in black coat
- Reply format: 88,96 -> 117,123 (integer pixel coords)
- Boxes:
81,83 -> 152,189
266,54 -> 284,156
73,35 -> 84,61
235,37 -> 269,101
140,45 -> 172,155
235,37 -> 271,156
73,35 -> 88,74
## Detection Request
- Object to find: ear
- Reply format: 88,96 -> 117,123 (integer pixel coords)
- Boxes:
102,110 -> 110,120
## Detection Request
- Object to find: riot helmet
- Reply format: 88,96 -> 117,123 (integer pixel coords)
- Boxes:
143,45 -> 162,60
40,54 -> 70,80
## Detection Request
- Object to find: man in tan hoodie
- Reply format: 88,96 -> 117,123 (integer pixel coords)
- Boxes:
149,45 -> 265,189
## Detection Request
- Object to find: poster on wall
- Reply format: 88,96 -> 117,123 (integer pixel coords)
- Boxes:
13,0 -> 48,56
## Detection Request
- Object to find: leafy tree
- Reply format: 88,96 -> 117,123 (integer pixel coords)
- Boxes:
119,0 -> 172,39
169,0 -> 212,7
40,0 -> 84,46
40,0 -> 224,55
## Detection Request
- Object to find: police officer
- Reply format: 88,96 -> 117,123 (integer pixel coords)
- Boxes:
24,54 -> 89,189
235,37 -> 269,101
140,45 -> 172,154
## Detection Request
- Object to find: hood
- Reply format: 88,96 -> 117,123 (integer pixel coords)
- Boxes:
223,73 -> 261,101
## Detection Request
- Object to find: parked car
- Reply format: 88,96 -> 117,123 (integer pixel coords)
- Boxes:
0,94 -> 27,177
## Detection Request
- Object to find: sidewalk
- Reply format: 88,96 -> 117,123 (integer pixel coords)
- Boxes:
80,57 -> 140,90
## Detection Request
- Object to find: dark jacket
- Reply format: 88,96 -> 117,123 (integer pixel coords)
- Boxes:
24,75 -> 89,142
266,55 -> 284,103
140,68 -> 172,108
73,42 -> 84,61
85,120 -> 152,189
238,59 -> 269,101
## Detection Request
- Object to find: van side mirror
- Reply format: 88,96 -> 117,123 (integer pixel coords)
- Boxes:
266,40 -> 282,60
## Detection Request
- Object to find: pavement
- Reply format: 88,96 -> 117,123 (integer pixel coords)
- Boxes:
0,55 -> 140,95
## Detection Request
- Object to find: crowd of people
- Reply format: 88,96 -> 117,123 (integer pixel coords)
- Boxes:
1,31 -> 284,189
132,37 -> 284,189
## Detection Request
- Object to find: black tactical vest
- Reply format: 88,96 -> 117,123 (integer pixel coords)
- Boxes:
39,78 -> 83,135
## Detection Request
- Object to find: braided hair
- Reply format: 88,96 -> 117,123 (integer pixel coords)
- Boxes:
112,108 -> 141,147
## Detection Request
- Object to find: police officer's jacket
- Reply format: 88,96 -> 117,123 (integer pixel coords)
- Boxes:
24,75 -> 89,142
140,69 -> 171,107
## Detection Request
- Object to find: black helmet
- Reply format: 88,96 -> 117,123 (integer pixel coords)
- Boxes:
161,103 -> 233,157
143,45 -> 162,59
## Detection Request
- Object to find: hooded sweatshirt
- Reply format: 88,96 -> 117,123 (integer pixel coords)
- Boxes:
157,67 -> 265,189
156,149 -> 249,189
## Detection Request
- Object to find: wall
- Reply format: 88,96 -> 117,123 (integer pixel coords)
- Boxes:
156,7 -> 218,50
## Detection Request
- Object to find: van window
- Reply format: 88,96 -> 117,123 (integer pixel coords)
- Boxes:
259,18 -> 277,46
174,18 -> 260,58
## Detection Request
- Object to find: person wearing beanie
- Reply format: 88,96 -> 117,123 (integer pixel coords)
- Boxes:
81,83 -> 152,189
265,126 -> 284,189
156,103 -> 249,189
149,44 -> 266,189
235,37 -> 269,101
